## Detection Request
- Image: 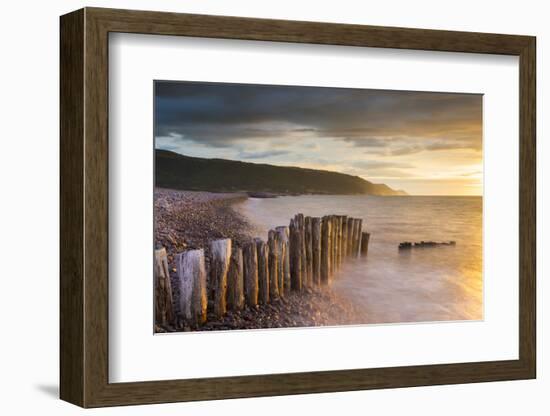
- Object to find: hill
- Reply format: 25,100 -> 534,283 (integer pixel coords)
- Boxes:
155,149 -> 407,196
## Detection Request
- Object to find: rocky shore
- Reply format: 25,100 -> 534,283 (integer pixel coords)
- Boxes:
155,187 -> 366,332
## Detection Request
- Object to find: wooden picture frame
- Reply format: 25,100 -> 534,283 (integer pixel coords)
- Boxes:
60,7 -> 536,408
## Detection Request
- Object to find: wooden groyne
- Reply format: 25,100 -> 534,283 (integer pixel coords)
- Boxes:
155,213 -> 370,328
398,240 -> 456,250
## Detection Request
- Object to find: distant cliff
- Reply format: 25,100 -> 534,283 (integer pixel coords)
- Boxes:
155,149 -> 407,196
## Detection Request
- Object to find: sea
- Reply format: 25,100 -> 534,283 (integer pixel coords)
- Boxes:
235,195 -> 483,325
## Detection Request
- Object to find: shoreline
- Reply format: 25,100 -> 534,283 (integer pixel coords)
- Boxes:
154,187 -> 366,332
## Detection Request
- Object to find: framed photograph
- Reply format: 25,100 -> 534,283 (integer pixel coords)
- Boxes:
60,7 -> 536,408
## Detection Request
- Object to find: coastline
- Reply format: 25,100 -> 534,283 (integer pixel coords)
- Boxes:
154,187 -> 365,332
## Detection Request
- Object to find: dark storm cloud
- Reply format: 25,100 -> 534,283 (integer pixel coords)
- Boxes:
154,81 -> 482,154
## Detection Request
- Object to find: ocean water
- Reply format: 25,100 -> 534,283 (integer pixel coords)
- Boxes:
236,195 -> 482,325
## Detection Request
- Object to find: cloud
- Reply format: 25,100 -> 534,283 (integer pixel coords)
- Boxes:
238,149 -> 290,159
154,81 -> 482,156
343,137 -> 389,148
351,160 -> 414,169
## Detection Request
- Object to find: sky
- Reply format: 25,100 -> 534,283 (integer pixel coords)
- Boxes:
154,81 -> 482,196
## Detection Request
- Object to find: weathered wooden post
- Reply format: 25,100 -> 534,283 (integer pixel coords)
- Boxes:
342,216 -> 347,261
227,247 -> 244,311
333,216 -> 339,269
355,219 -> 363,257
209,238 -> 231,318
350,218 -> 360,257
255,238 -> 269,304
351,218 -> 359,258
341,215 -> 348,262
330,216 -> 337,276
327,216 -> 333,276
274,231 -> 285,297
335,216 -> 343,269
268,230 -> 280,299
361,232 -> 370,257
154,248 -> 174,326
289,218 -> 302,291
276,226 -> 290,296
305,216 -> 313,287
335,216 -> 340,269
276,231 -> 284,296
243,241 -> 258,307
321,215 -> 332,284
295,213 -> 308,287
347,217 -> 355,257
176,249 -> 207,326
311,217 -> 322,285
348,218 -> 355,257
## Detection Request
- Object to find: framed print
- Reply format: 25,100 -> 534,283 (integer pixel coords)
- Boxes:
60,7 -> 536,408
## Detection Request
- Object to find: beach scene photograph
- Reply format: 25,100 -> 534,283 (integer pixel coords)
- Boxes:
153,81 -> 483,333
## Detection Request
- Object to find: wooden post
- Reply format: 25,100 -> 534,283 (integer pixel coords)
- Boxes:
305,216 -> 313,287
243,241 -> 258,307
227,247 -> 244,311
330,215 -> 338,277
268,230 -> 280,299
154,248 -> 174,326
348,218 -> 355,257
335,216 -> 342,269
361,232 -> 370,257
341,215 -> 348,262
341,216 -> 347,263
347,217 -> 355,257
255,238 -> 269,304
274,227 -> 285,297
334,216 -> 340,270
276,230 -> 284,297
209,238 -> 231,318
327,216 -> 333,276
295,214 -> 308,287
301,215 -> 308,286
356,219 -> 363,257
289,218 -> 302,291
350,218 -> 359,257
321,216 -> 332,284
311,217 -> 322,285
276,226 -> 290,296
330,216 -> 336,274
176,249 -> 207,326
351,218 -> 359,258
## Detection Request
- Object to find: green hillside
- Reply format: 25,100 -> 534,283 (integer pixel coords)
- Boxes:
155,149 -> 407,196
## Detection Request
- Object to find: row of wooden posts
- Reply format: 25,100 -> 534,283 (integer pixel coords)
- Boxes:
155,214 -> 370,327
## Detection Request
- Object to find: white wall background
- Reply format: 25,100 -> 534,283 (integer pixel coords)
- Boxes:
0,0 -> 545,414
